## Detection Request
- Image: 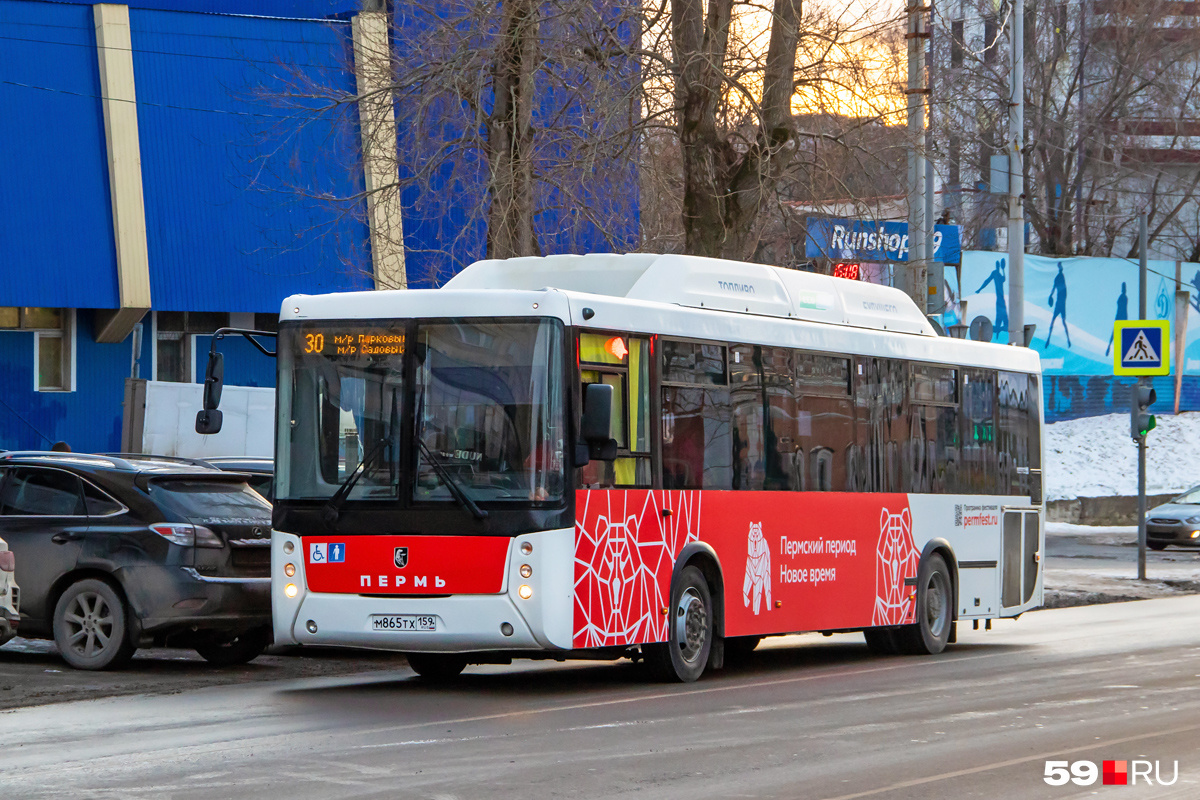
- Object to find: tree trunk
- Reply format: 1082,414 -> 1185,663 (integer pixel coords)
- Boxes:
673,0 -> 802,261
487,0 -> 539,259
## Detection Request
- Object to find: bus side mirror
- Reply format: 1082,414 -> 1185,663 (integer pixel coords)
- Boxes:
196,351 -> 225,434
202,351 -> 224,410
195,409 -> 223,435
581,383 -> 618,461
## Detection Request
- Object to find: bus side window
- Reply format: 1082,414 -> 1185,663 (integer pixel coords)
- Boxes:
579,334 -> 651,488
998,371 -> 1041,501
962,369 -> 997,493
661,340 -> 731,490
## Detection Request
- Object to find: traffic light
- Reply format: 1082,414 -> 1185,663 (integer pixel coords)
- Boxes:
1131,382 -> 1157,440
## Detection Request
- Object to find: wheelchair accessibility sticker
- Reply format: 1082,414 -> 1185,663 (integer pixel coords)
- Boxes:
309,542 -> 346,564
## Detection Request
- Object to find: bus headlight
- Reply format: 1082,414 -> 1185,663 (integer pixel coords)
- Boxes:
284,563 -> 296,577
283,541 -> 295,554
518,584 -> 533,600
520,564 -> 532,578
285,583 -> 298,598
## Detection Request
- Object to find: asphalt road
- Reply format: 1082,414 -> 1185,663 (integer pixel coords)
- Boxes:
3,597 -> 1200,799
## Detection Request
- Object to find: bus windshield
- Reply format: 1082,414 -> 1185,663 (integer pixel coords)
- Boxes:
275,318 -> 565,505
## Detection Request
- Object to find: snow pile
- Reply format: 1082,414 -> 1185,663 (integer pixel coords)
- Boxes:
1045,411 -> 1200,500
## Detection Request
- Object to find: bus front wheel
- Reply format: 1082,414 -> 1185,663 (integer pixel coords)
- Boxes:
406,652 -> 468,681
895,553 -> 954,655
645,565 -> 713,683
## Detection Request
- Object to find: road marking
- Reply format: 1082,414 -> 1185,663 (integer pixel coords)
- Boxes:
818,720 -> 1200,800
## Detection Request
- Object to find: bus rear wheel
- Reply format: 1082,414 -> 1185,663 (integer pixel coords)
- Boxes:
895,553 -> 954,655
406,653 -> 468,681
645,565 -> 713,683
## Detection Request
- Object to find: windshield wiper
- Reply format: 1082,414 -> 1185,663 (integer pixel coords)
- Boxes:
322,439 -> 390,529
417,438 -> 488,520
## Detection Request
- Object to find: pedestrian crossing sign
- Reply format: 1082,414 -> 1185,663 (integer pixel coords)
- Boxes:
1113,320 -> 1170,376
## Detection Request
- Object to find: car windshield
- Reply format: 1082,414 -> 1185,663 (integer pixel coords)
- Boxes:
275,318 -> 565,505
1172,485 -> 1200,504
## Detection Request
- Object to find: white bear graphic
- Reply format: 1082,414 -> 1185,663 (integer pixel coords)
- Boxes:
743,522 -> 771,615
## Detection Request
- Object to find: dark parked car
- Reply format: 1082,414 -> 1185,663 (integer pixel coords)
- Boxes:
201,456 -> 274,500
0,451 -> 272,670
1147,485 -> 1200,550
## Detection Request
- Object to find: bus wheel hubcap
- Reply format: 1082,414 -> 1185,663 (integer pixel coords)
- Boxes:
925,573 -> 948,638
676,588 -> 708,663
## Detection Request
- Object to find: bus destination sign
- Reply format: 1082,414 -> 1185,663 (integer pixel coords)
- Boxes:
301,329 -> 405,358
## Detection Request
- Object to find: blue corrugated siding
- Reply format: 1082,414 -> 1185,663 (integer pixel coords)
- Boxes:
0,0 -> 120,309
193,334 -> 275,387
38,0 -> 359,20
0,313 -> 148,452
131,8 -> 373,312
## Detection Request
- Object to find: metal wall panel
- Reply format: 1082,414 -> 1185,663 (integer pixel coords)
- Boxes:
36,0 -> 359,20
0,0 -> 120,309
130,8 -> 373,312
0,313 -> 149,452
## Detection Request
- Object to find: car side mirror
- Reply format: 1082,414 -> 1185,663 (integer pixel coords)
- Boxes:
202,351 -> 224,411
581,383 -> 618,461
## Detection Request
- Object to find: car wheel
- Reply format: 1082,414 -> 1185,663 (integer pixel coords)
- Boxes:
53,579 -> 136,671
644,565 -> 713,683
1148,542 -> 1167,551
895,553 -> 954,655
195,625 -> 271,666
406,652 -> 468,681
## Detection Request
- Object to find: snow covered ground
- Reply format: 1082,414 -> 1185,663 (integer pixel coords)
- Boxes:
1044,411 -> 1200,500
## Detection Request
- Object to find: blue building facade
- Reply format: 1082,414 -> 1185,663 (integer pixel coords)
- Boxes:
1,0 -> 638,452
1,0 -> 380,452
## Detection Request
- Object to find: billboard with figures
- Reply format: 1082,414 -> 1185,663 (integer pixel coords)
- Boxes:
947,251 -> 1200,376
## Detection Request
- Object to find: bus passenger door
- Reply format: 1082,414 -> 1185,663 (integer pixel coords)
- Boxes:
577,332 -> 652,488
1001,508 -> 1041,610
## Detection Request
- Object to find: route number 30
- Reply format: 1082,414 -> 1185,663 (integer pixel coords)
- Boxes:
1044,761 -> 1097,786
304,333 -> 325,354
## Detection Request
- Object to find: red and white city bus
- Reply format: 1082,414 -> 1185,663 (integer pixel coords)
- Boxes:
260,254 -> 1043,682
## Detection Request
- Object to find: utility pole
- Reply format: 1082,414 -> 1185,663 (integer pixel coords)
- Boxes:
925,3 -> 939,314
1007,0 -> 1025,345
1137,212 -> 1148,580
906,1 -> 929,309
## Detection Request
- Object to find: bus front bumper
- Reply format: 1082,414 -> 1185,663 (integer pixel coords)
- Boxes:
271,528 -> 575,653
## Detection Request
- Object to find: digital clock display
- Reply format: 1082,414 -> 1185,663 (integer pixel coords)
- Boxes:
299,328 -> 405,358
832,262 -> 861,280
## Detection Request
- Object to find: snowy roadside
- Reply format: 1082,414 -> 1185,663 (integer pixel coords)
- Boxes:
1045,411 -> 1200,500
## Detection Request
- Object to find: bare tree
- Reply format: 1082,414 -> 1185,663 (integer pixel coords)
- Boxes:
270,0 -> 643,284
272,0 -> 909,281
935,0 -> 1200,259
639,0 -> 907,262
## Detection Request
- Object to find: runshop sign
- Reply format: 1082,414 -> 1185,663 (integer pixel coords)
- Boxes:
805,218 -> 963,264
